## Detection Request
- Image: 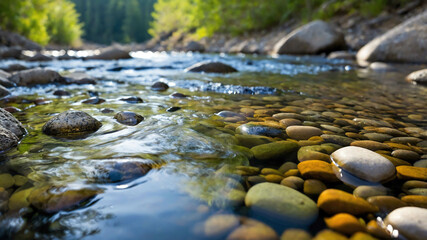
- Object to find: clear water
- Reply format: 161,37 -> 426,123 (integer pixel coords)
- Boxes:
0,52 -> 426,239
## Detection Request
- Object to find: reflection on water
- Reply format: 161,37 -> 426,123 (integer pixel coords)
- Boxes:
0,51 -> 426,239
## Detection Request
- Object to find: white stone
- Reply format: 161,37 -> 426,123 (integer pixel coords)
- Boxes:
385,207 -> 427,240
330,146 -> 395,182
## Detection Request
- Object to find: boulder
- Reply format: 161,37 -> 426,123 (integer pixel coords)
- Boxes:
0,76 -> 14,87
274,20 -> 346,55
406,69 -> 427,85
186,61 -> 238,73
0,46 -> 22,59
0,126 -> 18,152
42,110 -> 102,136
0,29 -> 41,50
9,68 -> 63,86
0,85 -> 10,97
0,108 -> 26,139
86,46 -> 131,60
357,11 -> 427,64
114,111 -> 144,126
184,40 -> 205,52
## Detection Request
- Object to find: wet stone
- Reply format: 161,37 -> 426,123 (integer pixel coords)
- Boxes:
151,81 -> 169,91
298,160 -> 339,182
391,149 -> 420,162
286,126 -> 323,140
119,96 -> 143,103
251,141 -> 299,161
167,107 -> 181,112
170,92 -> 188,98
280,229 -> 312,240
279,118 -> 301,128
28,185 -> 101,214
303,179 -> 326,195
82,97 -> 106,104
317,189 -> 379,215
42,110 -> 102,136
331,146 -> 395,182
226,218 -> 278,240
367,196 -> 407,213
321,134 -> 354,146
350,140 -> 391,151
385,207 -> 427,240
324,213 -> 365,235
2,107 -> 21,113
364,133 -> 392,142
396,166 -> 427,181
414,160 -> 427,168
391,137 -> 422,145
401,195 -> 427,208
353,185 -> 388,199
202,214 -> 239,238
281,176 -> 304,190
9,68 -> 63,86
53,90 -> 71,96
278,162 -> 298,174
313,230 -> 347,240
101,108 -> 114,114
0,108 -> 26,139
186,61 -> 238,74
0,126 -> 19,152
0,173 -> 15,189
236,123 -> 284,138
245,182 -> 318,227
114,111 -> 144,126
236,134 -> 273,148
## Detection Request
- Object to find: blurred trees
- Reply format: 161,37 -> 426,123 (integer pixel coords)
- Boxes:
0,0 -> 82,46
72,0 -> 156,44
149,0 -> 411,39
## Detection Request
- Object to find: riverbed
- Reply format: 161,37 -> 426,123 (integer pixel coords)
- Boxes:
0,52 -> 426,239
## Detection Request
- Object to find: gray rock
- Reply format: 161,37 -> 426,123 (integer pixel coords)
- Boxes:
0,76 -> 15,87
0,126 -> 18,152
184,41 -> 205,52
0,70 -> 11,79
9,68 -> 63,86
245,182 -> 318,227
0,108 -> 26,139
274,20 -> 345,55
0,85 -> 10,97
327,51 -> 356,60
385,207 -> 427,240
321,134 -> 354,146
0,29 -> 41,50
357,11 -> 427,64
186,61 -> 237,73
42,110 -> 102,136
86,46 -> 131,60
0,46 -> 22,59
331,146 -> 395,182
114,111 -> 144,126
25,52 -> 53,62
406,69 -> 427,85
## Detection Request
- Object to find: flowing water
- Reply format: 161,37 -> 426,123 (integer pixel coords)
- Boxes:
0,52 -> 426,239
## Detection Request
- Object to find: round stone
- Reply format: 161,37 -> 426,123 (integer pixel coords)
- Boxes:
0,173 -> 15,188
324,213 -> 365,235
367,196 -> 407,213
396,166 -> 427,181
114,111 -> 144,126
203,214 -> 239,238
303,179 -> 326,195
330,146 -> 395,182
317,189 -> 379,215
286,126 -> 323,140
151,81 -> 169,91
245,182 -> 318,227
236,123 -> 284,138
280,229 -> 311,240
297,160 -> 339,182
226,218 -> 278,240
0,126 -> 19,152
42,110 -> 102,136
350,140 -> 391,151
0,108 -> 26,139
251,141 -> 299,161
392,149 -> 420,162
353,185 -> 389,199
385,207 -> 427,240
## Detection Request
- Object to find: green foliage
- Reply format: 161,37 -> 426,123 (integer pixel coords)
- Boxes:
0,0 -> 83,46
149,0 -> 412,39
72,0 -> 156,44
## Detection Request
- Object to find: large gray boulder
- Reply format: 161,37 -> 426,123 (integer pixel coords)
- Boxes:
42,110 -> 102,136
357,11 -> 427,64
274,20 -> 346,55
9,68 -> 63,86
0,108 -> 26,139
0,126 -> 18,152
